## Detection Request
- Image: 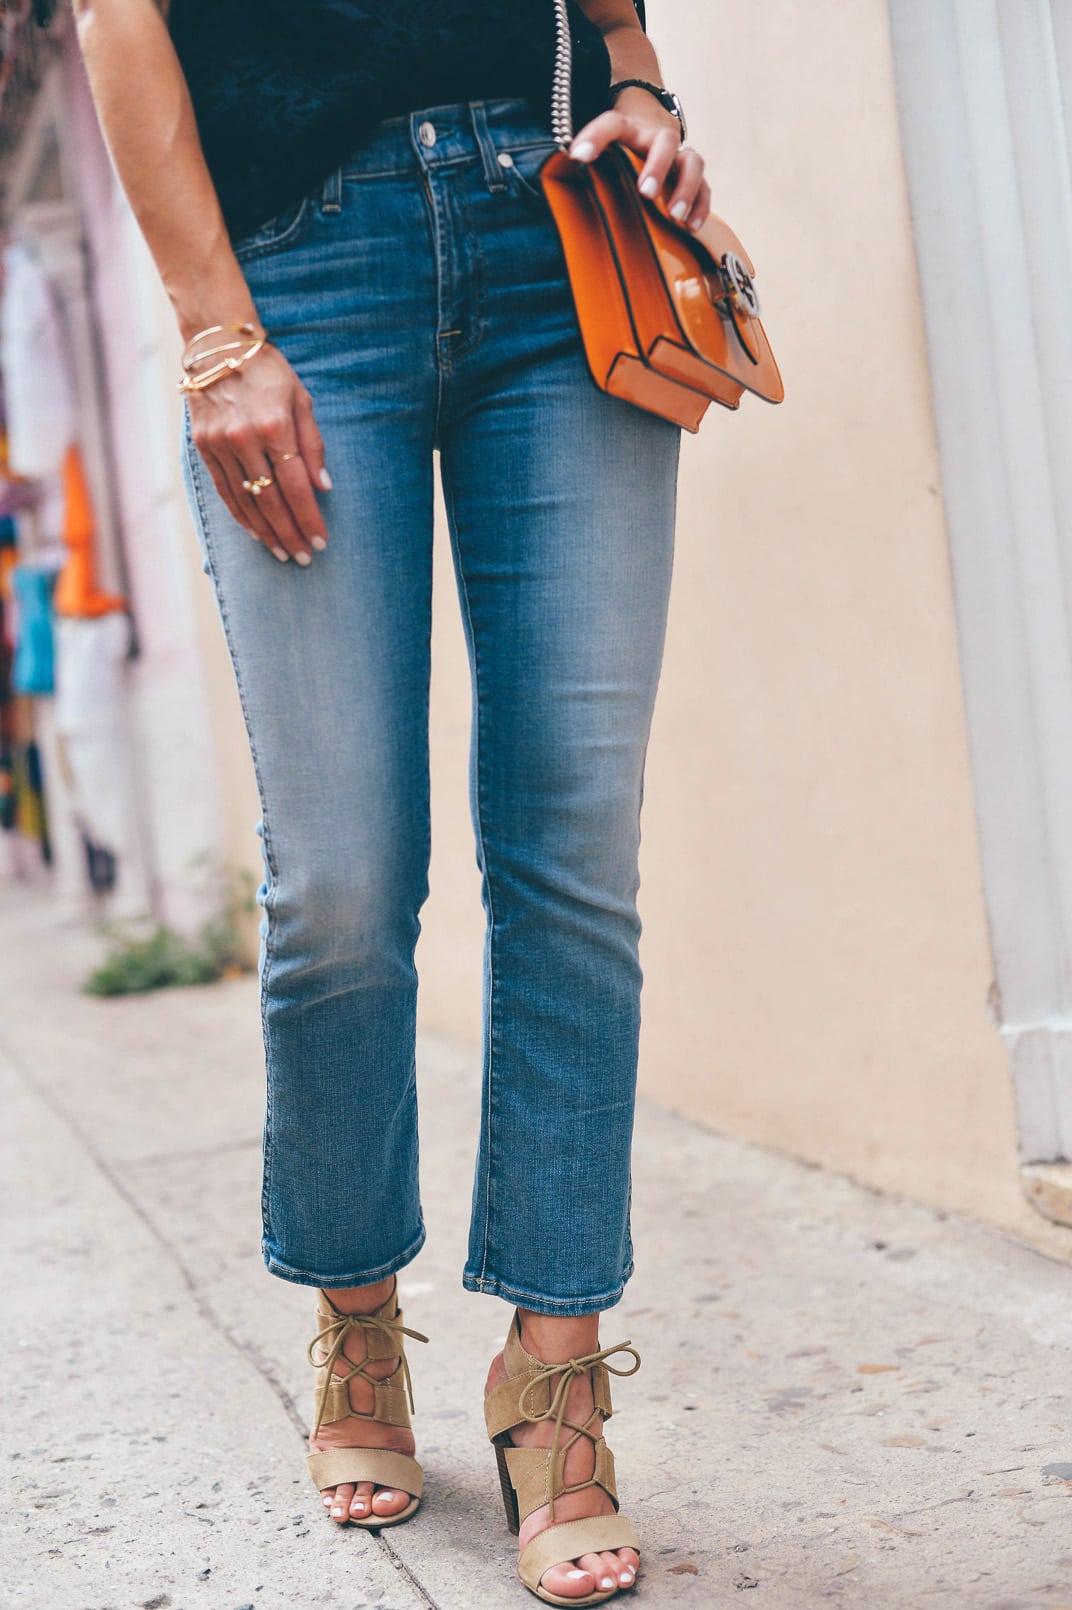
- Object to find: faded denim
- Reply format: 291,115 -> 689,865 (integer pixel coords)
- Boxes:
179,99 -> 680,1316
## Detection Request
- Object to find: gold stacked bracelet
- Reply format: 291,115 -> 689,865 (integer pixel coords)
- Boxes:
178,321 -> 269,393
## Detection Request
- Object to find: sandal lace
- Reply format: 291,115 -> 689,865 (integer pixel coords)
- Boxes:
308,1307 -> 429,1437
517,1341 -> 641,1522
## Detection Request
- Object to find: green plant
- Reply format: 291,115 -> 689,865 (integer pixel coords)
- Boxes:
83,862 -> 257,997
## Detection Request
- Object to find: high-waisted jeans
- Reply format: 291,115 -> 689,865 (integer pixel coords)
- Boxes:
180,99 -> 680,1316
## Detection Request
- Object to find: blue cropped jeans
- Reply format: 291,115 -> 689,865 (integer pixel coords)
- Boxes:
180,99 -> 681,1316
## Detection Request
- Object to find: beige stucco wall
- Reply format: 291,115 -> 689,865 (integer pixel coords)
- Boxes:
416,0 -> 1062,1249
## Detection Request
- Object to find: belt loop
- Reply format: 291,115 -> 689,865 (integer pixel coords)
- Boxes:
470,102 -> 507,192
320,166 -> 342,213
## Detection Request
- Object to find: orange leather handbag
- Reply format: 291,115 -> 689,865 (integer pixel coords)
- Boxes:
540,0 -> 784,432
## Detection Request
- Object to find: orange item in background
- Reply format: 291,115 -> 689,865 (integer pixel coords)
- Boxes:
53,444 -> 127,619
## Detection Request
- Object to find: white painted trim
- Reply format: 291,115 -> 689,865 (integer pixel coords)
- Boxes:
888,0 -> 1072,1163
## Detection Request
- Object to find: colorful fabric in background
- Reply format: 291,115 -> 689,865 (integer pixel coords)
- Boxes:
10,565 -> 55,694
53,444 -> 127,618
55,611 -> 132,859
0,241 -> 76,479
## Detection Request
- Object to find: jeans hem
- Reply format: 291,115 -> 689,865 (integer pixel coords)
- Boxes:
461,1260 -> 633,1316
263,1223 -> 427,1289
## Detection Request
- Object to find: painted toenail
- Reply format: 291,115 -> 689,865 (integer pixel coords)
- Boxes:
567,1571 -> 588,1580
331,1506 -> 345,1517
600,1578 -> 615,1590
621,1567 -> 635,1579
322,1495 -> 333,1505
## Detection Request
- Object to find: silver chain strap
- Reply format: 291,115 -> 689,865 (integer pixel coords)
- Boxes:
550,0 -> 574,148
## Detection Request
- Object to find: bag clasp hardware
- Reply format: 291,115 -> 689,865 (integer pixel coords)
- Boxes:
704,253 -> 762,320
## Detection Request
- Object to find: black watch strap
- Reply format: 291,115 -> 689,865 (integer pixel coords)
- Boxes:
608,79 -> 687,142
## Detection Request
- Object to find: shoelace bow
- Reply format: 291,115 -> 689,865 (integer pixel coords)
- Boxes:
516,1341 -> 641,1522
308,1308 -> 429,1437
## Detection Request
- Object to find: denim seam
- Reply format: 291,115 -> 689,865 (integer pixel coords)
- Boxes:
446,173 -> 488,363
439,450 -> 496,1288
341,141 -> 555,183
460,1261 -> 635,1316
415,147 -> 450,429
266,1220 -> 428,1290
181,409 -> 280,1257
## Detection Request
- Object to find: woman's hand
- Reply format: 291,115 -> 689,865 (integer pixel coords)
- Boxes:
567,87 -> 710,234
188,344 -> 332,564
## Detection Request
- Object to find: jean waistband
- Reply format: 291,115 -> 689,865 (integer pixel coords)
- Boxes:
321,98 -> 558,199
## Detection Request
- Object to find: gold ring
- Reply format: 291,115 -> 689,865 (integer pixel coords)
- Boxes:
241,475 -> 273,497
275,451 -> 299,464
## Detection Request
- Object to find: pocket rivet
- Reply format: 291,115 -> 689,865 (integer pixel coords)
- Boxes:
418,120 -> 437,147
496,152 -> 515,168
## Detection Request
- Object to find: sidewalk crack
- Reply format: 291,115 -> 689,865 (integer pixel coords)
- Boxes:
1,1037 -> 444,1608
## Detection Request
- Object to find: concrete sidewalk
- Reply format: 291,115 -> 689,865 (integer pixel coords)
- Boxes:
1,887 -> 1071,1610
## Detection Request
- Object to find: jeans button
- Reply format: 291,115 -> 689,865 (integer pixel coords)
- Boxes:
418,120 -> 437,148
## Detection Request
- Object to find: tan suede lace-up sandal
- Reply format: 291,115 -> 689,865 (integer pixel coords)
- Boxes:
306,1281 -> 428,1527
485,1313 -> 642,1605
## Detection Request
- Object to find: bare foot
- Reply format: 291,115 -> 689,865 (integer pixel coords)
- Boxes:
310,1276 -> 417,1524
486,1311 -> 639,1601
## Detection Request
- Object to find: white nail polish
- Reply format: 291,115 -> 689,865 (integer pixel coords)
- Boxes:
671,200 -> 688,220
567,1571 -> 588,1580
311,535 -> 327,551
331,1507 -> 345,1517
621,1567 -> 635,1578
690,216 -> 704,232
570,140 -> 596,162
319,467 -> 334,490
600,1578 -> 615,1590
322,1495 -> 333,1505
272,547 -> 289,562
295,551 -> 312,567
639,176 -> 659,198
377,1491 -> 396,1502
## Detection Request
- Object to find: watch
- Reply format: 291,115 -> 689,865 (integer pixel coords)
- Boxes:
608,79 -> 687,143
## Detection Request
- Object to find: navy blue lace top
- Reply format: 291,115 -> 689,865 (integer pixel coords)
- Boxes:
168,0 -> 646,245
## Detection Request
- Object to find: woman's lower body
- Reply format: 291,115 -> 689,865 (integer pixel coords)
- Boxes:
180,98 -> 680,1602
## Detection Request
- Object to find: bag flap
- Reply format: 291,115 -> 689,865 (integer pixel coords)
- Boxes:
606,147 -> 783,401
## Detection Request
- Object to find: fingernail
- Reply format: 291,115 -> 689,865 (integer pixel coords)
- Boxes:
295,551 -> 312,567
570,140 -> 596,162
272,547 -> 289,562
690,216 -> 704,232
639,176 -> 659,198
671,200 -> 688,220
319,467 -> 333,490
310,535 -> 327,551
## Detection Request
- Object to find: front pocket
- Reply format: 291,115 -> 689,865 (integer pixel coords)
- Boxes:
232,193 -> 316,263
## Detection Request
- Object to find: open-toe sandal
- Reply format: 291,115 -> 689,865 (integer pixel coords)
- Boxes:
306,1280 -> 427,1527
484,1312 -> 642,1605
